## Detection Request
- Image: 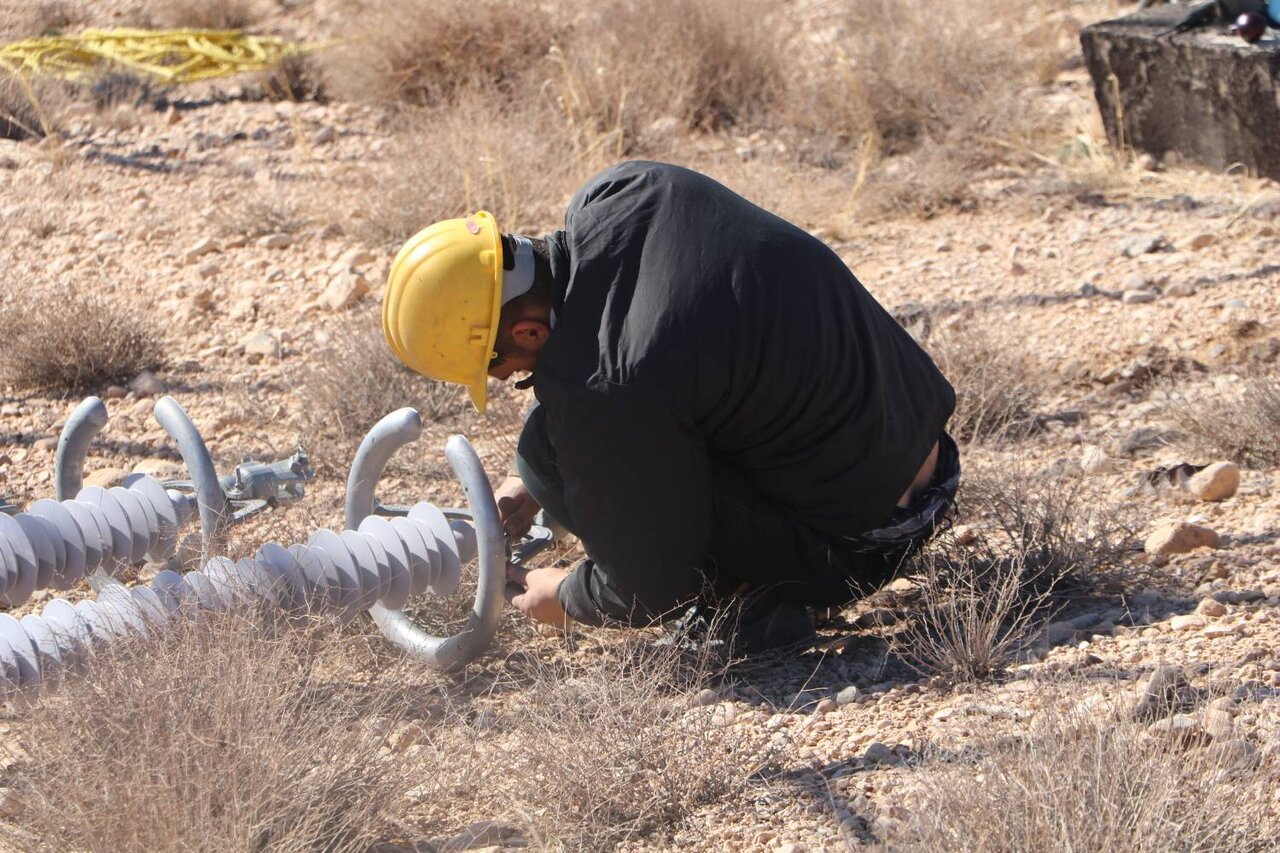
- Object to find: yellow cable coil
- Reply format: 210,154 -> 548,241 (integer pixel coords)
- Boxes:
0,29 -> 312,84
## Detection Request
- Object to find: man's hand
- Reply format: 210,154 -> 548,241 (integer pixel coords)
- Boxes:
495,475 -> 541,539
505,565 -> 570,626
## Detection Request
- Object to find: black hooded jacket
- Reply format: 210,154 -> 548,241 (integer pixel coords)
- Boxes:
535,162 -> 955,626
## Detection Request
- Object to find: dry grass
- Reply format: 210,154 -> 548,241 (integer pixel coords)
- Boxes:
0,285 -> 164,392
892,702 -> 1279,850
434,636 -> 757,850
322,0 -> 557,107
0,73 -> 68,141
1168,373 -> 1280,468
891,549 -> 1056,683
963,467 -> 1138,581
290,311 -> 467,471
356,95 -> 580,244
145,0 -> 267,30
213,195 -> 310,239
928,325 -> 1043,443
0,612 -> 423,851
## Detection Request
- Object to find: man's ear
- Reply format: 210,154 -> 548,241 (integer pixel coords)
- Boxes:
510,319 -> 551,353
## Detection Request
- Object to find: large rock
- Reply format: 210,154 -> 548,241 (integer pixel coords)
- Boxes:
1081,9 -> 1280,179
1186,461 -> 1240,501
1144,521 -> 1220,556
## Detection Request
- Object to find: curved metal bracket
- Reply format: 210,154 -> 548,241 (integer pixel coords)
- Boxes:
153,396 -> 228,556
55,397 -> 108,501
346,409 -> 506,671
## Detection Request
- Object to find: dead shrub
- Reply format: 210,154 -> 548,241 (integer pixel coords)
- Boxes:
1168,373 -> 1280,468
0,72 -> 68,141
962,467 -> 1138,582
0,613 -> 422,851
356,95 -> 580,244
892,704 -> 1279,850
891,549 -> 1056,682
928,325 -> 1042,443
0,285 -> 165,392
556,0 -> 783,145
788,0 -> 1053,214
322,0 -> 557,107
290,311 -> 467,471
489,638 -> 755,849
146,0 -> 266,29
213,195 -> 309,239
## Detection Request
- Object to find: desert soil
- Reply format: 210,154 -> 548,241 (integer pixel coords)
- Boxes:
1,0 -> 1279,850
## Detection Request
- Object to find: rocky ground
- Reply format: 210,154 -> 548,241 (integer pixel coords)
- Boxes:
1,0 -> 1279,850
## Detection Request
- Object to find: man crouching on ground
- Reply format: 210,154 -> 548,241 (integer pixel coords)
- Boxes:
382,161 -> 959,654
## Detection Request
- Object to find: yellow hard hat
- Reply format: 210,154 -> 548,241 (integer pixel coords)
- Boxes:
383,212 -> 503,413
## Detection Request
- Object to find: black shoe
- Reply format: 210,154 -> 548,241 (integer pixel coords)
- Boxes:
728,596 -> 818,657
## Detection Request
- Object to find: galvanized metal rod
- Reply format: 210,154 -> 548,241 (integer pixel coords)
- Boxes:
54,397 -> 108,501
153,396 -> 228,555
343,408 -> 423,531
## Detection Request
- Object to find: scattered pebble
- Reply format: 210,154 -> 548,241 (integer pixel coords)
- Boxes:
259,233 -> 293,250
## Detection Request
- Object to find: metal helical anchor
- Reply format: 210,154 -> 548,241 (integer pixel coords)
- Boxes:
346,408 -> 507,671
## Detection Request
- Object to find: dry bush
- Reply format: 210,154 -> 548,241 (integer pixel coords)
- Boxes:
213,195 -> 310,239
356,95 -> 580,244
0,286 -> 164,391
0,613 -> 422,851
486,639 -> 755,849
789,0 -> 1057,214
1168,373 -> 1280,467
962,467 -> 1138,581
0,73 -> 68,141
891,549 -> 1055,682
892,705 -> 1279,850
291,311 -> 467,470
555,0 -> 783,145
322,0 -> 557,107
928,325 -> 1042,443
146,0 -> 266,29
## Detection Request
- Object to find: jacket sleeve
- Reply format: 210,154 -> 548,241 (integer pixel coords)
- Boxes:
549,381 -> 713,627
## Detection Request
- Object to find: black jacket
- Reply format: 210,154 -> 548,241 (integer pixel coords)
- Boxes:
536,162 -> 955,626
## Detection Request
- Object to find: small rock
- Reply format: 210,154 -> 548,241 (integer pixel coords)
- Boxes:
93,230 -> 119,243
835,685 -> 862,706
1120,427 -> 1173,455
312,124 -> 336,144
338,247 -> 377,269
690,687 -> 720,708
322,271 -> 370,310
1196,598 -> 1227,618
1130,665 -> 1192,721
240,331 -> 280,360
318,222 -> 345,240
1147,714 -> 1208,746
33,437 -> 57,452
184,237 -> 220,261
864,742 -> 894,764
192,287 -> 216,311
1122,289 -> 1159,304
1199,708 -> 1234,741
1010,260 -> 1027,276
258,233 -> 293,250
388,721 -> 426,752
1122,272 -> 1148,290
132,458 -> 185,481
1208,738 -> 1259,772
83,467 -> 128,489
1165,282 -> 1197,297
1144,522 -> 1220,556
1170,614 -> 1206,631
103,385 -> 128,400
1185,462 -> 1239,502
128,371 -> 165,396
196,262 -> 221,280
1202,622 -> 1241,639
815,698 -> 837,715
952,524 -> 978,546
1188,233 -> 1216,251
1121,235 -> 1167,257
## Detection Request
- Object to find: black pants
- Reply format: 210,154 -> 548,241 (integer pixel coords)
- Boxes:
516,406 -> 960,610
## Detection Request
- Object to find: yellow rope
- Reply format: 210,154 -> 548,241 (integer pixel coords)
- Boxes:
0,29 -> 315,84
